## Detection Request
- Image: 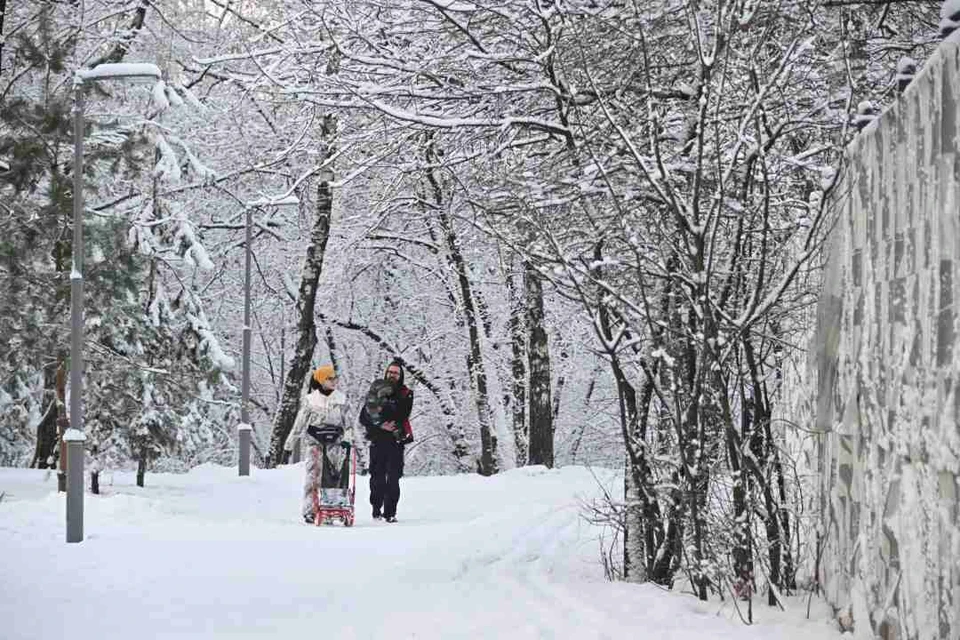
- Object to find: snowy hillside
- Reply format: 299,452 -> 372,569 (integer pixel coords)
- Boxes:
1,465 -> 842,639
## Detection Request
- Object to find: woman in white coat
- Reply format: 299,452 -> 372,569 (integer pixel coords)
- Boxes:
284,365 -> 357,523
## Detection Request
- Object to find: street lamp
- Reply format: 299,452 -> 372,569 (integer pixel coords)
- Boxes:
68,63 -> 162,544
238,195 -> 299,477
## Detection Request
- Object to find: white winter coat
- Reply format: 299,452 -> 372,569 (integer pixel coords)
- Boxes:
284,388 -> 355,452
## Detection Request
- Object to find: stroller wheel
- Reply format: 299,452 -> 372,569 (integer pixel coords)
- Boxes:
344,513 -> 354,527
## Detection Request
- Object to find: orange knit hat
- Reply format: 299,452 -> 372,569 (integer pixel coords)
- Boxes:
312,364 -> 336,385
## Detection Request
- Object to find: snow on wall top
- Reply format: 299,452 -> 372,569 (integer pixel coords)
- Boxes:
846,33 -> 960,154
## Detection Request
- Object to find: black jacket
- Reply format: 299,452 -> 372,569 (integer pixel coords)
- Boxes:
360,383 -> 413,445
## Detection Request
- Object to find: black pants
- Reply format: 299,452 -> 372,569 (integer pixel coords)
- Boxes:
369,442 -> 403,518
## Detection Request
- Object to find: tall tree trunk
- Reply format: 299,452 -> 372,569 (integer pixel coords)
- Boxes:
90,444 -> 100,495
424,145 -> 498,475
278,321 -> 285,406
743,336 -> 795,604
266,171 -> 334,467
505,267 -> 527,467
592,242 -> 673,586
0,0 -> 6,76
568,368 -> 601,462
623,451 -> 644,582
755,397 -> 783,607
592,249 -> 644,583
774,441 -> 797,591
596,300 -> 656,584
31,360 -> 61,470
36,139 -> 72,474
55,362 -> 68,491
728,374 -> 752,600
714,341 -> 751,603
525,263 -> 553,468
552,350 -> 566,424
136,447 -> 147,487
443,205 -> 497,476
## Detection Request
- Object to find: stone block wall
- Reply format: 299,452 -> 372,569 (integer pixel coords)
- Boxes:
815,36 -> 960,639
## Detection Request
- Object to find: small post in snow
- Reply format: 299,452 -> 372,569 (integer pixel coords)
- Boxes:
64,428 -> 86,543
238,423 -> 252,476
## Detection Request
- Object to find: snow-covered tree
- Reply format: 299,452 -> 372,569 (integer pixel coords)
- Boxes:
1,0 -> 239,483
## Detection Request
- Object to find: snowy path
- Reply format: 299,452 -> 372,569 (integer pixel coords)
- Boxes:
0,464 -> 843,640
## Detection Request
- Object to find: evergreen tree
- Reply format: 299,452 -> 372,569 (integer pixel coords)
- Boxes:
1,2 -> 238,479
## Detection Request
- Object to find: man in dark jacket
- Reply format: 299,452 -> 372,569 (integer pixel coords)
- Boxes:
359,359 -> 413,523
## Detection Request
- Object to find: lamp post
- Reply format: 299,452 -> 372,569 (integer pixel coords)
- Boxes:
238,195 -> 299,477
68,63 -> 162,544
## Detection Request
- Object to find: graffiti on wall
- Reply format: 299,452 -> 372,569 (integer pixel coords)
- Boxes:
816,36 -> 960,640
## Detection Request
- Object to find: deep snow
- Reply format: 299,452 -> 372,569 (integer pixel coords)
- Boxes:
0,464 -> 844,639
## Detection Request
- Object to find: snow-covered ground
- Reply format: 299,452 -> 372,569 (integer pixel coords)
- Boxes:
1,464 -> 844,639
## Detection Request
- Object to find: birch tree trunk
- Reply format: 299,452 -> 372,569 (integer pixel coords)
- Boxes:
266,168 -> 334,467
0,0 -> 6,75
623,454 -> 644,582
525,263 -> 553,468
505,266 -> 528,467
424,145 -> 498,476
551,352 -> 566,425
439,204 -> 498,476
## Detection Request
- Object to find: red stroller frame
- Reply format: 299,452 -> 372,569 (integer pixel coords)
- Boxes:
310,438 -> 357,527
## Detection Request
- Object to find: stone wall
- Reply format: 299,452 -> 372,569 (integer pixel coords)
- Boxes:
815,36 -> 960,639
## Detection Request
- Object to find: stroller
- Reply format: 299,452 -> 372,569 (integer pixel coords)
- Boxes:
306,424 -> 357,527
